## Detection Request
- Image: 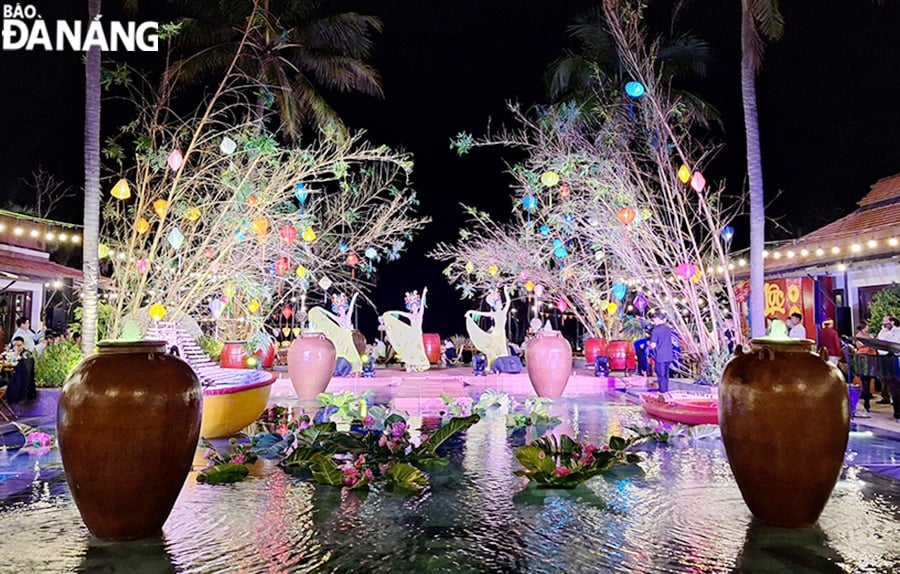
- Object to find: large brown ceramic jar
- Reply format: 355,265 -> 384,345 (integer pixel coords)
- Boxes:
288,332 -> 337,400
57,341 -> 203,540
719,338 -> 849,527
525,330 -> 572,398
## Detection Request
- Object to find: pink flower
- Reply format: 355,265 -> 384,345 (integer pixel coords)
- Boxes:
555,466 -> 571,477
364,469 -> 374,481
363,414 -> 376,428
232,454 -> 246,465
204,449 -> 216,460
538,451 -> 546,459
391,422 -> 407,439
601,445 -> 610,451
354,455 -> 366,469
378,435 -> 388,448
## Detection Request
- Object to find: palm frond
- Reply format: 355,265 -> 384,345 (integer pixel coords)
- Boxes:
657,33 -> 713,79
748,0 -> 785,41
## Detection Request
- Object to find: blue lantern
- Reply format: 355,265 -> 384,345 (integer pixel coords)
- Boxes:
554,246 -> 568,259
553,238 -> 563,249
625,81 -> 645,98
339,241 -> 348,253
721,225 -> 735,244
564,213 -> 574,224
611,282 -> 627,301
522,195 -> 538,211
294,183 -> 309,204
540,225 -> 550,236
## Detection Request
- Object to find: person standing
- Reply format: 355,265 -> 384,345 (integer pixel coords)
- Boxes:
649,312 -> 674,393
818,319 -> 842,365
787,312 -> 807,339
11,317 -> 42,352
874,316 -> 900,408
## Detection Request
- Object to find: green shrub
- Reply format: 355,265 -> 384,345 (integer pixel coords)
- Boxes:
868,283 -> 900,330
35,340 -> 84,388
198,336 -> 224,361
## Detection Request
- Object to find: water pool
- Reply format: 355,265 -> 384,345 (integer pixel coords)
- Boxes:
1,398 -> 899,573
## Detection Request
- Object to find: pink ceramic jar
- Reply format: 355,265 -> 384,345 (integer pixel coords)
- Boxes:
525,331 -> 572,398
287,332 -> 337,400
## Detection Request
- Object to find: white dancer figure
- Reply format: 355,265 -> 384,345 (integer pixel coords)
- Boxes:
308,292 -> 362,372
381,287 -> 431,372
465,286 -> 511,369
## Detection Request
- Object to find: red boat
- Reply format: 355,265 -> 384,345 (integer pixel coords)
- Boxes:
640,391 -> 719,425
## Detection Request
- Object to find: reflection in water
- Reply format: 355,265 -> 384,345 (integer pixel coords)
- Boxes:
1,399 -> 900,572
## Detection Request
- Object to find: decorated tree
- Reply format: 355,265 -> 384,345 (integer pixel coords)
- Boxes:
435,0 -> 743,375
99,24 -> 427,340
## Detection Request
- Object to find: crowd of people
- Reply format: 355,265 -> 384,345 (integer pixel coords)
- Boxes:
2,316 -> 82,407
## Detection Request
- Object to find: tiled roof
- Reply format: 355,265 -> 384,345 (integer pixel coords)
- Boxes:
801,202 -> 900,243
858,173 -> 900,208
0,251 -> 82,281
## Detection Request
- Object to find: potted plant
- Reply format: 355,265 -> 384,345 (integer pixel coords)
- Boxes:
246,329 -> 278,368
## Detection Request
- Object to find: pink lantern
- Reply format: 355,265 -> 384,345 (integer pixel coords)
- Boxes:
557,299 -> 568,313
676,263 -> 697,279
167,149 -> 184,172
520,270 -> 529,281
534,284 -> 545,298
279,225 -> 297,245
281,305 -> 293,319
136,258 -> 149,274
690,171 -> 706,193
346,252 -> 359,267
274,256 -> 290,276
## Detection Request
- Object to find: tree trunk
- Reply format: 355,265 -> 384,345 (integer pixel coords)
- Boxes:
82,0 -> 102,353
742,7 -> 766,338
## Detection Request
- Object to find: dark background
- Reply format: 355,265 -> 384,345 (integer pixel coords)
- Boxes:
1,0 -> 899,339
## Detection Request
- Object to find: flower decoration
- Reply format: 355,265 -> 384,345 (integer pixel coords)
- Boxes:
404,290 -> 422,312
331,293 -> 350,315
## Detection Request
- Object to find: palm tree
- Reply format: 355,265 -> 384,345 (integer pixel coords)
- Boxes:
82,0 -> 102,354
741,1 -> 783,337
167,0 -> 383,141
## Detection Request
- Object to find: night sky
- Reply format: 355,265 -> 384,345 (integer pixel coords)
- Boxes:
2,0 -> 899,338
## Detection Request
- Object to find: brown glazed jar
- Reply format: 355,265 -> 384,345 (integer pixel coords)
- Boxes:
719,338 -> 849,527
57,341 -> 203,540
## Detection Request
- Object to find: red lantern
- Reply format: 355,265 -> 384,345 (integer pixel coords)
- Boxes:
281,305 -> 293,319
204,247 -> 215,259
616,207 -> 636,226
559,183 -> 570,200
274,256 -> 290,276
247,194 -> 259,207
279,225 -> 297,245
346,252 -> 359,267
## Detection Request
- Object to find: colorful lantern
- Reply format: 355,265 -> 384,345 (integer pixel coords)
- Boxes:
250,217 -> 268,237
690,171 -> 706,193
248,299 -> 260,313
522,195 -> 538,211
302,227 -> 316,242
235,229 -> 245,242
111,179 -> 131,200
539,225 -> 550,236
624,81 -> 645,98
488,264 -> 499,276
634,293 -> 648,313
134,217 -> 150,235
167,149 -> 183,172
167,227 -> 185,250
294,183 -> 309,204
365,247 -> 378,259
519,270 -> 529,280
98,243 -> 110,259
721,225 -> 735,244
209,298 -> 224,319
136,258 -> 149,274
559,183 -> 570,200
296,265 -> 307,278
554,246 -> 568,259
148,303 -> 167,322
525,280 -> 535,292
274,256 -> 290,276
557,299 -> 568,313
534,284 -> 544,297
611,282 -> 627,301
540,171 -> 560,187
220,136 -> 236,155
465,261 -> 475,274
676,263 -> 697,279
607,302 -> 619,316
279,225 -> 297,245
616,207 -> 636,226
204,247 -> 215,259
346,252 -> 359,267
282,305 -> 293,319
153,199 -> 168,218
184,207 -> 201,222
338,241 -> 348,253
318,275 -> 333,291
677,165 -> 691,184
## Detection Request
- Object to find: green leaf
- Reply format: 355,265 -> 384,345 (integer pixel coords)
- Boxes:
280,446 -> 325,468
608,435 -> 627,452
384,463 -> 429,493
197,463 -> 249,485
416,414 -> 480,456
309,454 -> 345,487
296,423 -> 337,446
515,445 -> 555,475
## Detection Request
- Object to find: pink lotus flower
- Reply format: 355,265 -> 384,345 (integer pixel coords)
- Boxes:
555,466 -> 571,477
232,454 -> 246,465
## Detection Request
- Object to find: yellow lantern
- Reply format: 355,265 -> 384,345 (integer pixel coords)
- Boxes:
525,280 -> 535,292
296,265 -> 307,278
540,171 -> 560,187
111,179 -> 131,200
464,261 -> 475,274
677,165 -> 691,184
488,264 -> 499,276
250,217 -> 269,237
134,217 -> 150,235
607,302 -> 619,316
248,299 -> 260,313
302,227 -> 316,242
98,243 -> 110,259
184,207 -> 201,221
148,303 -> 167,321
153,199 -> 168,218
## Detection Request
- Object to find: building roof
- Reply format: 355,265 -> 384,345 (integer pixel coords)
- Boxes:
0,249 -> 83,282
